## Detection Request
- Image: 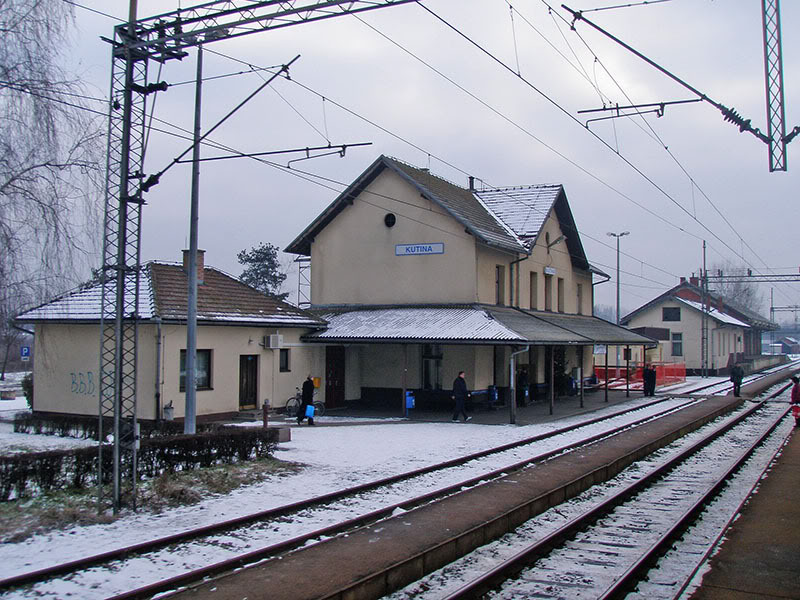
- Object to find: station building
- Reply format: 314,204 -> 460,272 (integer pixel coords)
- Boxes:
287,155 -> 653,414
15,155 -> 654,422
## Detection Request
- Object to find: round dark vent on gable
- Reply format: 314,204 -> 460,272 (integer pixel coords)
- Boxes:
384,213 -> 396,228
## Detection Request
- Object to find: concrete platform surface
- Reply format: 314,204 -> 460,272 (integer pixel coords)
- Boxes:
689,427 -> 800,600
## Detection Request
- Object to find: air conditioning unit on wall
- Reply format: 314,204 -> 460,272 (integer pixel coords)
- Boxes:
268,334 -> 284,349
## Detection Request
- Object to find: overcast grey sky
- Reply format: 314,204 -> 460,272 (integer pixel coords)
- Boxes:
68,1 -> 799,318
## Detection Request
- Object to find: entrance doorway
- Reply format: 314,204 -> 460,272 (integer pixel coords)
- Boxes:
325,346 -> 345,409
239,355 -> 258,409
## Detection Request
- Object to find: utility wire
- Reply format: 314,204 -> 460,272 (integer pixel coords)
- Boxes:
542,1 -> 796,304
415,2 -> 781,295
60,0 -> 680,290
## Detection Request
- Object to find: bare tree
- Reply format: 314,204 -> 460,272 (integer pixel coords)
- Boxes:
709,261 -> 767,316
1,0 -> 103,377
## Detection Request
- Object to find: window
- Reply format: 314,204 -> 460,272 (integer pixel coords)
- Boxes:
180,349 -> 212,391
279,348 -> 290,372
671,332 -> 683,356
557,278 -> 565,313
529,272 -> 538,310
662,307 -> 681,321
422,344 -> 443,390
576,283 -> 583,315
544,273 -> 553,311
495,265 -> 505,305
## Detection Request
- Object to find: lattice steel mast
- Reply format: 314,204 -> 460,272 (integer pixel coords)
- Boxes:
762,0 -> 787,171
98,0 -> 417,512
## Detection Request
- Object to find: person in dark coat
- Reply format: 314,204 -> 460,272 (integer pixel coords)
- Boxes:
643,364 -> 656,397
730,364 -> 744,397
517,367 -> 529,407
297,375 -> 316,426
790,376 -> 800,427
451,371 -> 471,422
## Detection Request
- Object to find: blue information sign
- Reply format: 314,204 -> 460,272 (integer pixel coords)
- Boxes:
20,346 -> 30,362
395,243 -> 444,256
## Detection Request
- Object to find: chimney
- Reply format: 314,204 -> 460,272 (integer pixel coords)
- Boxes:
680,277 -> 686,284
182,249 -> 205,285
689,276 -> 699,287
468,175 -> 475,191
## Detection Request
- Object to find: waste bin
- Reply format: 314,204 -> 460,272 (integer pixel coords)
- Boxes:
405,390 -> 415,409
488,385 -> 498,408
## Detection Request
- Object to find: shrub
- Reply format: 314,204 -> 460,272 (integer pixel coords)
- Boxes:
0,427 -> 278,501
21,373 -> 33,410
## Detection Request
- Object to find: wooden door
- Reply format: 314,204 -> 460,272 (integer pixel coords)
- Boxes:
325,346 -> 345,409
239,355 -> 258,409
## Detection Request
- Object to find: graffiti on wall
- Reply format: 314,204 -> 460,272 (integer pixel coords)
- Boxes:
70,372 -> 96,396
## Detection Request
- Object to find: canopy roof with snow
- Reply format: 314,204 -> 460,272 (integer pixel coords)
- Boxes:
306,304 -> 654,347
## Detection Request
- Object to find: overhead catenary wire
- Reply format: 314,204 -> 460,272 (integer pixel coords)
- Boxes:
416,1 -> 796,306
59,0 -> 765,297
540,1 -> 797,304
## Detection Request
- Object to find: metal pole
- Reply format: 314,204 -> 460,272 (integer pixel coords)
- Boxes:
604,344 -> 608,403
607,231 -> 629,378
184,45 -> 203,434
615,235 -> 620,378
579,347 -> 584,408
625,346 -> 630,398
549,348 -> 555,416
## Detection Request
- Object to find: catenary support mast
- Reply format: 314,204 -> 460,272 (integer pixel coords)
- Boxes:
98,0 -> 417,512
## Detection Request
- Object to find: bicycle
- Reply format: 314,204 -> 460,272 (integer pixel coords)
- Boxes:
285,387 -> 326,417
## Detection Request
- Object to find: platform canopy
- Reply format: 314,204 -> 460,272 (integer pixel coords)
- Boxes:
304,304 -> 656,347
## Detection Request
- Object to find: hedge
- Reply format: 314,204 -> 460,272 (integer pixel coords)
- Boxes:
0,427 -> 276,501
13,413 -> 225,441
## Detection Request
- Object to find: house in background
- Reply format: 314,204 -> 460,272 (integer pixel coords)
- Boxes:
286,155 -> 652,412
621,276 -> 781,375
15,250 -> 326,422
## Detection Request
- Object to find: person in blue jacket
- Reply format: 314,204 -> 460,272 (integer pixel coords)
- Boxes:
451,371 -> 472,422
297,375 -> 316,426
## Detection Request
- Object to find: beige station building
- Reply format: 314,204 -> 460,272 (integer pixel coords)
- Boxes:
16,155 -> 653,422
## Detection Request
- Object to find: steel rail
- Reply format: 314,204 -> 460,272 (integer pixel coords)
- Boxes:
440,391 -> 789,599
95,399 -> 704,600
598,408 -> 789,599
0,397 -> 695,595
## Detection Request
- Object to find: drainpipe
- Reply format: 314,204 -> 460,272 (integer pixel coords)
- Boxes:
154,317 -> 162,424
509,254 -> 528,308
509,345 -> 530,424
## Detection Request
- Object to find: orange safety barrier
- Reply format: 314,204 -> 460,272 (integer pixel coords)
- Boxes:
593,362 -> 685,387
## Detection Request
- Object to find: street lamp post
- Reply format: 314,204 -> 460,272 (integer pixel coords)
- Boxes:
607,231 -> 630,378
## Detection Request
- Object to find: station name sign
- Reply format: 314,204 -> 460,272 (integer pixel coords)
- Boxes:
395,243 -> 444,256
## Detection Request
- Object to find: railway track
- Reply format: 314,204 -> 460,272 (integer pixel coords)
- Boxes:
0,396 -> 706,599
388,386 -> 793,600
2,372 -> 795,599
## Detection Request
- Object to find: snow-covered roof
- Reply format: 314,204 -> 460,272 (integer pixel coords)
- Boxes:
14,275 -> 155,321
305,305 -> 655,346
675,297 -> 750,328
474,185 -> 561,241
308,306 -> 525,343
16,262 -> 325,328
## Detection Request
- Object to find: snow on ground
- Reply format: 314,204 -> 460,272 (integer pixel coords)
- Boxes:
0,363 -> 796,588
0,396 -> 666,582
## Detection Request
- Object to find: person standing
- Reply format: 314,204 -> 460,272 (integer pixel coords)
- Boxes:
517,367 -> 529,407
297,374 -> 316,426
452,371 -> 471,422
643,364 -> 656,397
791,375 -> 800,427
730,364 -> 744,397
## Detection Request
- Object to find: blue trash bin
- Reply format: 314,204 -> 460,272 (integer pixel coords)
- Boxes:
405,390 -> 415,410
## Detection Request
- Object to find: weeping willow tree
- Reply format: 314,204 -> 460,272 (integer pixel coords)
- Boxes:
1,0 -> 103,377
